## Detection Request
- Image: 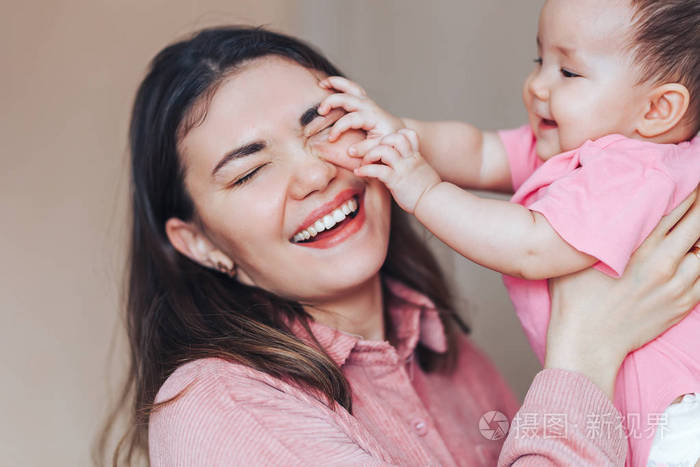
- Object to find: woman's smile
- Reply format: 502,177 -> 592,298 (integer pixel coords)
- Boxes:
291,188 -> 364,249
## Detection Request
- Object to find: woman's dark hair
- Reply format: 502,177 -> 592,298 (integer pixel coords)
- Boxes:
94,25 -> 468,466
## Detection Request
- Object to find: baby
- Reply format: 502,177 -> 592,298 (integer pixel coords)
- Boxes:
316,0 -> 700,465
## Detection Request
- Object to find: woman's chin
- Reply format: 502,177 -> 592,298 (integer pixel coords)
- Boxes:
297,268 -> 385,307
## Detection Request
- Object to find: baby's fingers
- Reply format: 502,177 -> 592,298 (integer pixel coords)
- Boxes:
354,163 -> 393,185
328,112 -> 376,142
349,138 -> 381,157
319,76 -> 367,97
380,133 -> 413,158
398,128 -> 420,152
364,144 -> 401,168
318,93 -> 364,116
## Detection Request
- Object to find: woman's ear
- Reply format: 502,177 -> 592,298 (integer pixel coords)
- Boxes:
636,83 -> 690,138
165,217 -> 235,277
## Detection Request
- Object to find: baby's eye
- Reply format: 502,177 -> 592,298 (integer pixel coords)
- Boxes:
560,68 -> 581,78
533,57 -> 543,66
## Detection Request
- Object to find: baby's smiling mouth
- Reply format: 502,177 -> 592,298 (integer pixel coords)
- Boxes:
539,118 -> 558,129
291,196 -> 359,243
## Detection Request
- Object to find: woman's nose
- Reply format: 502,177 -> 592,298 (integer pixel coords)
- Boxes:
288,148 -> 338,200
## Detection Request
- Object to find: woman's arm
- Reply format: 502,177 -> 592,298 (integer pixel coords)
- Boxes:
499,188 -> 700,466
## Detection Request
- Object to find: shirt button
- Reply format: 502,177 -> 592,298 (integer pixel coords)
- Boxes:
411,418 -> 428,436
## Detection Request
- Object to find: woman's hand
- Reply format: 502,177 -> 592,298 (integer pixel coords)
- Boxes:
545,188 -> 700,399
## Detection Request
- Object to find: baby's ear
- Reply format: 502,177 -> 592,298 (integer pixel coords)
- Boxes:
637,83 -> 690,138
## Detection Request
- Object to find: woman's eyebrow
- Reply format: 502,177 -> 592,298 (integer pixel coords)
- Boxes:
299,103 -> 321,128
211,102 -> 322,178
211,141 -> 266,178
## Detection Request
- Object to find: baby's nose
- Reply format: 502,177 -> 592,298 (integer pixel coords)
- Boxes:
529,75 -> 550,101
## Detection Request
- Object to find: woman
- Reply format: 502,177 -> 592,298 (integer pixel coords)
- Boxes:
97,26 -> 700,466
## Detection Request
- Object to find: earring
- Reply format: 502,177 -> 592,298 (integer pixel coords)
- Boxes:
215,261 -> 236,278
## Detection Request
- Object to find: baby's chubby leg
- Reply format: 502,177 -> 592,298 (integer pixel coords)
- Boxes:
647,393 -> 700,466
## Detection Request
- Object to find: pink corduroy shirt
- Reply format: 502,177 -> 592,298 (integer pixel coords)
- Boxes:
149,279 -> 628,466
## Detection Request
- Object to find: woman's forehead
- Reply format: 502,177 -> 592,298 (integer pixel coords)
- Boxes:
180,57 -> 328,171
210,57 -> 326,127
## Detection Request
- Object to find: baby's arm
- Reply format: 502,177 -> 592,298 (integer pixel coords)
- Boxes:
361,130 -> 596,280
402,119 -> 513,193
317,77 -> 512,193
415,181 -> 597,279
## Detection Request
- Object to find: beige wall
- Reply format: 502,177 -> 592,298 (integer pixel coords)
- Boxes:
1,1 -> 542,465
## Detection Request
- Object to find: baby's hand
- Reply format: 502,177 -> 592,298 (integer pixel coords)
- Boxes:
355,129 -> 441,214
318,76 -> 404,156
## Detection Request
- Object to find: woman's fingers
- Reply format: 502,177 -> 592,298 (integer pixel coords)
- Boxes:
319,76 -> 367,97
663,190 -> 700,263
670,244 -> 700,297
630,188 -> 699,271
638,189 -> 697,255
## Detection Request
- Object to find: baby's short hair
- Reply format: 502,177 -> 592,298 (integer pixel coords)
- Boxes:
629,0 -> 700,135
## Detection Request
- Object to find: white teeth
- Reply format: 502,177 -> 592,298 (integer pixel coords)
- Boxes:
292,197 -> 359,243
333,209 -> 346,223
323,214 -> 335,230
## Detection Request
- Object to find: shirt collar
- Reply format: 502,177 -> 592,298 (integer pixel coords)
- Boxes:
288,277 -> 448,367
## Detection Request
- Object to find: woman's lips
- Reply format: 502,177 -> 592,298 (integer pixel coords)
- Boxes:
293,192 -> 366,250
293,188 -> 359,235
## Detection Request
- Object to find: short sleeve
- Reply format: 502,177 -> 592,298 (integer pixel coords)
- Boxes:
527,144 -> 677,276
498,125 -> 543,191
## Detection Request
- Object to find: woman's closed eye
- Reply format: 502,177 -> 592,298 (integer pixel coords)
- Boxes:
231,162 -> 270,187
309,123 -> 334,140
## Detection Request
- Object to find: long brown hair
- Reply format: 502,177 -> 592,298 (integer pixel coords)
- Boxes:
94,25 -> 469,466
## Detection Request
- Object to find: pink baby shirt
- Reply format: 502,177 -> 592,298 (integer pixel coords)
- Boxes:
499,125 -> 700,467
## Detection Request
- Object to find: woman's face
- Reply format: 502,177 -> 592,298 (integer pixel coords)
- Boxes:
175,57 -> 392,305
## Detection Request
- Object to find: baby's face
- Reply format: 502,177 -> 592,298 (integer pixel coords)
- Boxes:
522,0 -> 651,160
